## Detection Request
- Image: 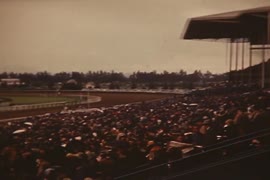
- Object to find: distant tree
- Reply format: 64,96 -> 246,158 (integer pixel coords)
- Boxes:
61,80 -> 82,90
179,69 -> 187,76
36,71 -> 53,88
62,83 -> 82,90
148,82 -> 157,89
205,70 -> 212,76
109,82 -> 116,89
182,81 -> 194,89
19,73 -> 35,85
169,82 -> 175,89
94,82 -> 101,88
162,82 -> 168,89
71,72 -> 85,83
0,72 -> 8,78
131,81 -> 137,89
187,70 -> 202,82
54,72 -> 71,82
129,72 -> 137,82
8,72 -> 19,78
0,82 -> 7,88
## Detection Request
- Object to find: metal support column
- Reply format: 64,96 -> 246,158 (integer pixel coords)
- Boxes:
241,39 -> 245,82
235,41 -> 239,82
235,41 -> 239,71
262,44 -> 265,89
268,12 -> 270,44
229,40 -> 233,82
266,11 -> 270,87
249,43 -> 252,86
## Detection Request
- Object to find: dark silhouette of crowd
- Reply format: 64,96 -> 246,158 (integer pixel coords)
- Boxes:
0,88 -> 270,180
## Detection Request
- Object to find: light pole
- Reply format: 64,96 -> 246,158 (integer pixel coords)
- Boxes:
87,89 -> 90,109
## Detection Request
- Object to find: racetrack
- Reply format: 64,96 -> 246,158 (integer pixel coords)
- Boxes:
0,91 -> 172,120
0,95 -> 80,105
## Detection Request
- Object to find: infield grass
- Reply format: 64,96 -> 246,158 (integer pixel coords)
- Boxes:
1,95 -> 80,105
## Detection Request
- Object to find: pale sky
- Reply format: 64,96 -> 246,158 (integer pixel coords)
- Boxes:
0,0 -> 270,74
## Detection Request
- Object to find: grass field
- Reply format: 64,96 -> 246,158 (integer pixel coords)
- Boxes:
0,92 -> 172,119
0,95 -> 80,105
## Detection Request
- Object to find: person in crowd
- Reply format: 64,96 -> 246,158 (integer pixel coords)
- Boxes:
0,86 -> 269,179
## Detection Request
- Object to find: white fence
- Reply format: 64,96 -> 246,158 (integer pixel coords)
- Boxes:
0,96 -> 101,112
82,88 -> 192,94
0,89 -> 192,112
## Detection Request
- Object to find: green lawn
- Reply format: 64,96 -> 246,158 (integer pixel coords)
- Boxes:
1,95 -> 81,105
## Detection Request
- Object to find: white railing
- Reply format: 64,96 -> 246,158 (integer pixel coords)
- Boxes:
0,96 -> 101,112
0,88 -> 191,112
81,88 -> 192,94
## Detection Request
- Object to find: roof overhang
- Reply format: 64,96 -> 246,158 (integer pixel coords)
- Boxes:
182,6 -> 270,45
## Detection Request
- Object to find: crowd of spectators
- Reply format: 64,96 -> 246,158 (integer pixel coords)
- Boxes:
0,88 -> 270,180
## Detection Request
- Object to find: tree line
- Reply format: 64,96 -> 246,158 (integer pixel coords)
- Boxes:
0,70 -> 227,90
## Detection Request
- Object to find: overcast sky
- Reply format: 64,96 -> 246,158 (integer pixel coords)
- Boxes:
0,0 -> 270,74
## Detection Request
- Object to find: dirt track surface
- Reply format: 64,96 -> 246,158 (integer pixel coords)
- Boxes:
0,92 -> 171,120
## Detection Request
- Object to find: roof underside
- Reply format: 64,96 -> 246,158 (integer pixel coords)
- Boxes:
183,6 -> 270,45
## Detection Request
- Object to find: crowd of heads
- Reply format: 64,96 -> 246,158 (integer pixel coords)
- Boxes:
0,88 -> 270,180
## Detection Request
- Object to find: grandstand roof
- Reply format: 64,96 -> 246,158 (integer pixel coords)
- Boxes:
182,6 -> 270,44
